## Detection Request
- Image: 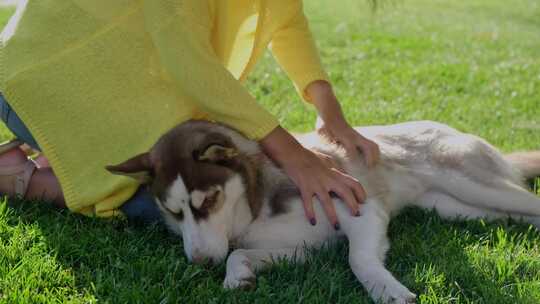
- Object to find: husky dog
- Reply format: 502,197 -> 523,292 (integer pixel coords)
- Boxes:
107,120 -> 540,304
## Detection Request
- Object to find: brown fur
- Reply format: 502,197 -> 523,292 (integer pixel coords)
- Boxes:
107,120 -> 268,220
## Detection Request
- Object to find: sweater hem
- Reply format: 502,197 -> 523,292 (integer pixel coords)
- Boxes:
4,88 -> 82,213
242,116 -> 280,141
0,35 -> 5,92
294,71 -> 330,102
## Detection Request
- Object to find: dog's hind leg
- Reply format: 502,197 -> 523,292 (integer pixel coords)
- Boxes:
415,191 -> 505,220
341,199 -> 416,304
431,173 -> 540,217
416,191 -> 540,230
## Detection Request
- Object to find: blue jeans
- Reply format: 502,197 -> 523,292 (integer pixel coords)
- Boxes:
0,94 -> 161,223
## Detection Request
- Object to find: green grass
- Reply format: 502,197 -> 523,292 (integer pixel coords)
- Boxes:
1,0 -> 540,303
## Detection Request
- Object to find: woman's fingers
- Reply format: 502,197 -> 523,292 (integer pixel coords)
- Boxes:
373,142 -> 381,163
316,190 -> 339,229
301,189 -> 316,225
339,170 -> 366,203
331,177 -> 361,217
357,138 -> 380,168
367,140 -> 381,165
346,175 -> 367,205
260,127 -> 369,229
331,129 -> 380,168
277,144 -> 371,228
359,143 -> 375,167
342,142 -> 358,160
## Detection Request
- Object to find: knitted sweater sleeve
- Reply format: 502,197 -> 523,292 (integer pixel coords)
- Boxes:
269,3 -> 330,102
142,1 -> 279,140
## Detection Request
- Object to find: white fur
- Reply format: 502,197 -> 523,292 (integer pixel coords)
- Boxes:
160,121 -> 540,304
162,175 -> 188,214
160,174 -> 247,263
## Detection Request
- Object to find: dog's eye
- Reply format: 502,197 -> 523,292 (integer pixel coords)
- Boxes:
192,149 -> 200,161
165,207 -> 184,220
173,209 -> 184,220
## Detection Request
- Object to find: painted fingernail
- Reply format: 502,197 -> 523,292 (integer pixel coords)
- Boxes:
355,210 -> 361,217
310,218 -> 317,226
334,223 -> 340,230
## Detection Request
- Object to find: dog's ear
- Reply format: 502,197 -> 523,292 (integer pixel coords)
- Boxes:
196,144 -> 238,163
106,152 -> 153,184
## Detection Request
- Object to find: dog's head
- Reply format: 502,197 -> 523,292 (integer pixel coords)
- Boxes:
107,121 -> 262,264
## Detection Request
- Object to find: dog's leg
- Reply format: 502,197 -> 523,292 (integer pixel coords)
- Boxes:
431,174 -> 540,216
340,199 -> 416,304
416,191 -> 504,220
223,247 -> 304,289
417,191 -> 540,230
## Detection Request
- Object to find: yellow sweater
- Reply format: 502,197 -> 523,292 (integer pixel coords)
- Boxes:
0,0 -> 329,217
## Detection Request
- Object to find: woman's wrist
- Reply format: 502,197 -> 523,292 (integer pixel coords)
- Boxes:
259,126 -> 308,167
306,80 -> 334,107
306,80 -> 348,127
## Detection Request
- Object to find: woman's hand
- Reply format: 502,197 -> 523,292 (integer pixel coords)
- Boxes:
260,126 -> 365,229
307,80 -> 380,167
316,117 -> 380,167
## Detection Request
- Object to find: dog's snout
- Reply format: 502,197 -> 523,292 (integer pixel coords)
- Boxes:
190,249 -> 211,265
181,216 -> 230,266
190,251 -> 223,266
191,254 -> 205,265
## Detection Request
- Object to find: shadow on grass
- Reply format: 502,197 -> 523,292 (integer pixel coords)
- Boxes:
388,207 -> 540,303
2,199 -> 221,303
3,200 -> 540,303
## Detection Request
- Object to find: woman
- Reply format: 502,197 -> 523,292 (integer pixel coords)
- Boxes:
0,0 -> 379,227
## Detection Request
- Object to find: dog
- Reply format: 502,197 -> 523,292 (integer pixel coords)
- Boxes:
107,120 -> 540,304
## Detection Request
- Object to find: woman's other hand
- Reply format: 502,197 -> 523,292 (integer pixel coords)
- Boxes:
307,80 -> 380,167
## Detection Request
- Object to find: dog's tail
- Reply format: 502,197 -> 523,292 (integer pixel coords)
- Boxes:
506,151 -> 540,179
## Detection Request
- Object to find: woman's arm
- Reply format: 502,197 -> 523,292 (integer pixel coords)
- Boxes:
143,0 -> 278,139
143,0 -> 362,226
307,80 -> 380,167
269,2 -> 329,100
269,3 -> 380,167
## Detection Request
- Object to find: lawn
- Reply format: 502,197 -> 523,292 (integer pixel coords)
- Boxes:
1,1 -> 540,303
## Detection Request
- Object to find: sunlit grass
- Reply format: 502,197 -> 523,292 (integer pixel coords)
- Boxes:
1,1 -> 539,302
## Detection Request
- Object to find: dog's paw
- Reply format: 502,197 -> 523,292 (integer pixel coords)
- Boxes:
223,255 -> 256,290
384,286 -> 416,304
369,282 -> 416,304
389,290 -> 417,304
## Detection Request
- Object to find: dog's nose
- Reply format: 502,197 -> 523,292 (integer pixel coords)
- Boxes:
191,249 -> 209,265
191,254 -> 206,264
